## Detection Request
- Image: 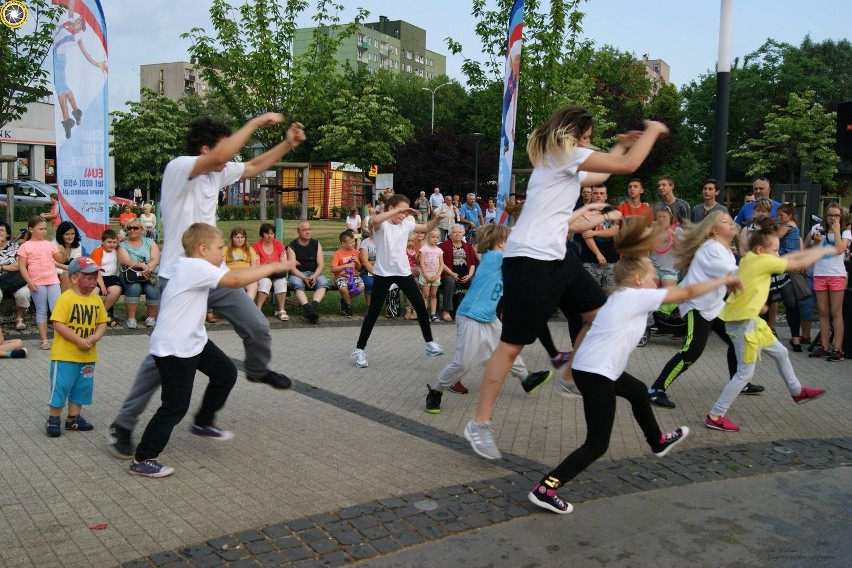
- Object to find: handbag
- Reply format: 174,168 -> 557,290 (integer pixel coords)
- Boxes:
788,271 -> 812,301
122,266 -> 148,284
0,269 -> 27,294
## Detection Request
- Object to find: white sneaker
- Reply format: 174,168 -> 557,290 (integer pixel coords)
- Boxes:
555,378 -> 582,399
145,317 -> 156,328
464,419 -> 502,460
125,319 -> 137,329
425,341 -> 444,357
351,349 -> 368,368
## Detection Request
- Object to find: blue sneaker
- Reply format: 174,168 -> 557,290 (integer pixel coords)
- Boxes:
65,415 -> 94,431
129,459 -> 174,478
46,416 -> 61,438
190,424 -> 234,441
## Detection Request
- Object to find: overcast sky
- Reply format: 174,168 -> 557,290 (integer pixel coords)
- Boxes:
102,0 -> 851,112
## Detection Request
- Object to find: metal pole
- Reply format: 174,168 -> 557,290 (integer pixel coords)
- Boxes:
421,82 -> 450,133
711,0 -> 733,188
1,156 -> 16,227
300,166 -> 309,221
472,133 -> 484,194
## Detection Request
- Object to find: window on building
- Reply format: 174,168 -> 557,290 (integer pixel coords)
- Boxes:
16,145 -> 32,178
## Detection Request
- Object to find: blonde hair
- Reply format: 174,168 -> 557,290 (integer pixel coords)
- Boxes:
182,223 -> 222,256
613,218 -> 663,288
527,105 -> 594,167
673,211 -> 727,272
475,224 -> 510,254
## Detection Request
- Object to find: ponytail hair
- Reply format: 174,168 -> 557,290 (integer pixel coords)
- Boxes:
613,218 -> 662,288
747,217 -> 778,251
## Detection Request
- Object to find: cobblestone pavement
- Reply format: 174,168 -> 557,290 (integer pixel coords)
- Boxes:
0,317 -> 849,567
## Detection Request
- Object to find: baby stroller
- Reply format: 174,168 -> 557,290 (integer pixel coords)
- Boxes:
638,303 -> 687,347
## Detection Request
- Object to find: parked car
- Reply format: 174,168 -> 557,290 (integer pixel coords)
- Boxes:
0,179 -> 54,207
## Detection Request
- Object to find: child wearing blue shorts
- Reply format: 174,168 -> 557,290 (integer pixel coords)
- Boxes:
47,257 -> 108,437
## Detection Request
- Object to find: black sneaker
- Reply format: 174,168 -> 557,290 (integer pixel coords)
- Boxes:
65,415 -> 94,431
809,347 -> 830,359
46,416 -> 61,438
247,370 -> 294,390
528,483 -> 573,514
109,423 -> 134,459
521,370 -> 553,394
740,383 -> 765,395
425,385 -> 442,414
649,390 -> 676,409
651,426 -> 690,457
344,303 -> 353,318
827,348 -> 845,362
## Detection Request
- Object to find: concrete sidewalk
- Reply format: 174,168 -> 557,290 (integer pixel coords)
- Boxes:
0,318 -> 849,567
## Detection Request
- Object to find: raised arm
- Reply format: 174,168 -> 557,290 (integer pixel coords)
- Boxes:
580,122 -> 668,175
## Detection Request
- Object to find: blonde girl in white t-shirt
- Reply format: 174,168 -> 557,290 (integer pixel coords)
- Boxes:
464,106 -> 669,461
528,220 -> 742,514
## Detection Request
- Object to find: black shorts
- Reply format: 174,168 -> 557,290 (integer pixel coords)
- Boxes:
103,275 -> 123,291
500,253 -> 607,345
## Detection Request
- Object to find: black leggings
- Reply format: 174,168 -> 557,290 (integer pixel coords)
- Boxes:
357,274 -> 433,349
652,310 -> 737,392
135,340 -> 237,461
767,280 -> 801,338
541,369 -> 662,488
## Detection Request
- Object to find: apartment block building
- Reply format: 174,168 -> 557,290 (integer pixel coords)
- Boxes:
293,15 -> 446,79
139,61 -> 213,101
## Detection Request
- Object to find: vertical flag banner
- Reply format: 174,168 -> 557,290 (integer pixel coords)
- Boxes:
51,0 -> 108,254
496,0 -> 524,226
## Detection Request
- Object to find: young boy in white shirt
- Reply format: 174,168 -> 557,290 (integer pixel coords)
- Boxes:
128,223 -> 293,478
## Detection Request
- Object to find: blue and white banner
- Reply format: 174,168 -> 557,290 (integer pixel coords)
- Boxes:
496,0 -> 524,226
51,0 -> 108,253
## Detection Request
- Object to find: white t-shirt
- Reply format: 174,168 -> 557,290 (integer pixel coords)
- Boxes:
572,287 -> 668,380
678,239 -> 737,321
158,156 -> 244,278
149,257 -> 228,358
808,225 -> 851,277
373,218 -> 415,277
100,249 -> 119,276
504,147 -> 593,261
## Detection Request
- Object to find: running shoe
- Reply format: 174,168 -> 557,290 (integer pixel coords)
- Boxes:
550,352 -> 572,369
792,386 -> 825,405
740,383 -> 765,394
827,349 -> 845,362
649,390 -> 676,409
109,423 -> 134,459
46,416 -> 61,438
425,385 -> 442,414
809,348 -> 830,359
64,415 -> 94,431
705,414 -> 740,432
190,424 -> 234,441
448,381 -> 469,394
352,349 -> 368,368
555,378 -> 582,399
464,420 -> 502,460
521,370 -> 553,394
425,341 -> 444,357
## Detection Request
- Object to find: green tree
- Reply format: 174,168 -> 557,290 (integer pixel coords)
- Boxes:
448,0 -> 616,168
110,90 -> 186,195
732,90 -> 838,189
0,0 -> 62,129
316,79 -> 414,176
182,0 -> 366,157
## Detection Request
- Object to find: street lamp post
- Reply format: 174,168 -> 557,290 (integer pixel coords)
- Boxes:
422,82 -> 450,133
471,133 -> 484,195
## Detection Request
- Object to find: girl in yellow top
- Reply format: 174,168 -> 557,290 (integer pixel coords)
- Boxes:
706,219 -> 841,432
223,227 -> 259,301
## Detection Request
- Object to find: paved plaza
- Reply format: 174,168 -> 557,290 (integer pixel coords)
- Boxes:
0,316 -> 850,567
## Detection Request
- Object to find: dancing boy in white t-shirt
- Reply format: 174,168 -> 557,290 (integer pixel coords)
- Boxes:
128,224 -> 293,478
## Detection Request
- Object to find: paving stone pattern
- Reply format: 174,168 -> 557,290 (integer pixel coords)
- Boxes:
124,437 -> 852,567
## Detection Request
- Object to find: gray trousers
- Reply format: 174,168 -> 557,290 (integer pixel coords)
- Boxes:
435,316 -> 527,390
113,278 -> 273,430
709,319 -> 801,417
